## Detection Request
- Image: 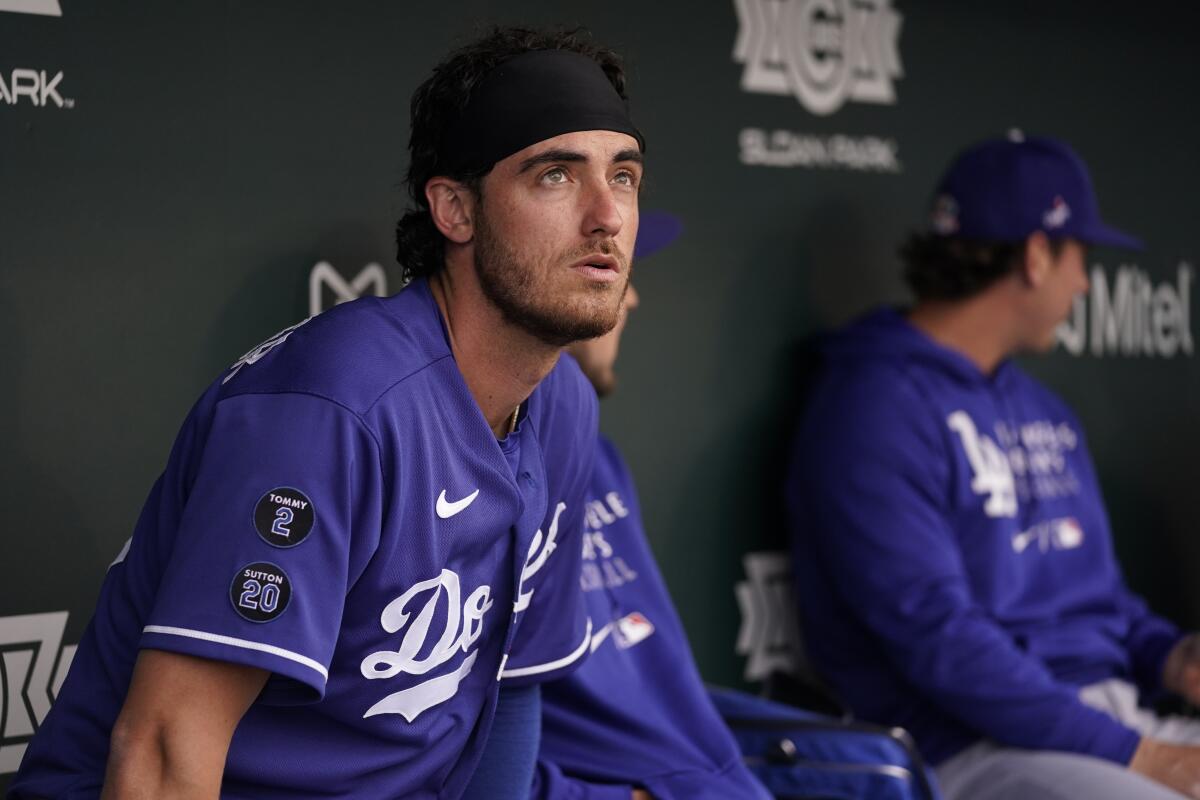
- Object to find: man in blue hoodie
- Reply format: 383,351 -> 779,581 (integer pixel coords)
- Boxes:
788,134 -> 1200,800
533,214 -> 772,800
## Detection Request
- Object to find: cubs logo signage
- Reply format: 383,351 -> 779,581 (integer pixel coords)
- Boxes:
732,0 -> 903,116
733,0 -> 905,172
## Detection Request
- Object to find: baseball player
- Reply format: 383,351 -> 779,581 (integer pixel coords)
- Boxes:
10,26 -> 643,799
788,134 -> 1200,800
533,214 -> 771,800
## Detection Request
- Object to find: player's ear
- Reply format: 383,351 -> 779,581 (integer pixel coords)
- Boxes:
425,178 -> 476,245
1022,231 -> 1053,288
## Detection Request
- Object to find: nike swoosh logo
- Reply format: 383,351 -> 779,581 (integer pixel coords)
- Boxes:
436,489 -> 480,519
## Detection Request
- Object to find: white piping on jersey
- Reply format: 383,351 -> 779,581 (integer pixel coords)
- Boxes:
588,621 -> 613,653
498,617 -> 592,680
142,625 -> 328,682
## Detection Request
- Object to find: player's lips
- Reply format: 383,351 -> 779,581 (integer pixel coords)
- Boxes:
570,254 -> 622,283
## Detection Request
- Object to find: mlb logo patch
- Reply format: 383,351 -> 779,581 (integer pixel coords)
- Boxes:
614,612 -> 655,650
1042,195 -> 1072,229
1053,517 -> 1085,549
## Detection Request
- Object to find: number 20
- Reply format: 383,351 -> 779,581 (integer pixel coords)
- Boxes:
239,580 -> 280,613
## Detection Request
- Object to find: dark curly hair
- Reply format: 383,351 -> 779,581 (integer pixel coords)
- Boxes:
395,26 -> 632,282
899,233 -> 1067,302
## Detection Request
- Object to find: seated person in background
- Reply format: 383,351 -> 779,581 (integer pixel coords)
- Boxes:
787,133 -> 1200,800
534,213 -> 771,800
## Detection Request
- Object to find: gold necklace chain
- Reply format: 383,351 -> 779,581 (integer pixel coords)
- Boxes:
507,403 -> 520,437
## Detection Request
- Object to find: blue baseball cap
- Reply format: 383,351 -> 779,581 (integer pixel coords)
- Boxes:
928,132 -> 1142,250
634,210 -> 684,259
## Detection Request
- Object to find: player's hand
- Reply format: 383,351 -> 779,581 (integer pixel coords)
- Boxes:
1164,633 -> 1200,705
631,790 -> 653,800
1129,737 -> 1200,799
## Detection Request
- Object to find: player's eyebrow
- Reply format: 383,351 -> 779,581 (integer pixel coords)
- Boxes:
517,147 -> 645,174
517,149 -> 588,174
612,149 -> 643,166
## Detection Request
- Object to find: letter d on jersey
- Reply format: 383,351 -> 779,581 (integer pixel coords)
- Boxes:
360,569 -> 493,721
513,502 -> 566,613
947,410 -> 1017,518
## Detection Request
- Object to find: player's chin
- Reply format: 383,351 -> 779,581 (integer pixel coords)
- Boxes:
1031,327 -> 1061,353
521,298 -> 622,349
565,299 -> 624,343
592,369 -> 618,398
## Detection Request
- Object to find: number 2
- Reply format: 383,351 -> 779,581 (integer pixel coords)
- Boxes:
239,580 -> 262,609
272,507 -> 294,537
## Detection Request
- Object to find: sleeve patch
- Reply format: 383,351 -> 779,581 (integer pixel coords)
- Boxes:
254,487 -> 315,547
230,562 -> 293,623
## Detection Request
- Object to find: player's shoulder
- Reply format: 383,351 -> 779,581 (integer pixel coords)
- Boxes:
807,350 -> 930,435
596,433 -> 625,471
216,280 -> 449,416
593,433 -> 638,500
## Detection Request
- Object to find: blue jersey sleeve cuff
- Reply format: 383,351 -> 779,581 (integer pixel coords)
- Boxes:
1102,724 -> 1142,766
1074,707 -> 1141,765
1133,629 -> 1186,695
140,624 -> 327,704
500,618 -> 592,686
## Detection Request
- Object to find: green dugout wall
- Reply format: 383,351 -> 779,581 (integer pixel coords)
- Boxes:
2,0 -> 1197,785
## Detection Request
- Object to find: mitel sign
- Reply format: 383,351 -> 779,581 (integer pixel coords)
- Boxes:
1057,263 -> 1194,358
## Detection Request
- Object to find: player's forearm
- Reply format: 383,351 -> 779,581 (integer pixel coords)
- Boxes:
877,606 -> 1140,760
824,516 -> 1137,759
101,650 -> 266,799
102,717 -> 226,799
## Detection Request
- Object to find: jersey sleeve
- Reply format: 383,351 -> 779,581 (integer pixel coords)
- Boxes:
1117,589 -> 1183,694
501,360 -> 598,686
792,372 -> 1141,764
1067,418 -> 1184,693
140,391 -> 382,704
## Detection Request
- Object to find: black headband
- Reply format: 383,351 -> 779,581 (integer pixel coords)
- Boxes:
441,49 -> 645,174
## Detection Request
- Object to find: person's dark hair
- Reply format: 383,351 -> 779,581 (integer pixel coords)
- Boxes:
395,26 -> 631,282
899,233 -> 1068,302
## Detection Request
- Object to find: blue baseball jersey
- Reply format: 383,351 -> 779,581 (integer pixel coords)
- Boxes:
535,436 -> 770,800
788,307 -> 1181,766
11,278 -> 596,799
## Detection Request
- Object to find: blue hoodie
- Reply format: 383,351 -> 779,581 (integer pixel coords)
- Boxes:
535,436 -> 771,799
787,308 -> 1181,767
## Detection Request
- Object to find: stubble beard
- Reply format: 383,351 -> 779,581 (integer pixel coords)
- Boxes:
473,209 -> 629,348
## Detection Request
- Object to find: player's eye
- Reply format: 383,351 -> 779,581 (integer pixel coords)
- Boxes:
612,169 -> 639,188
541,167 -> 568,185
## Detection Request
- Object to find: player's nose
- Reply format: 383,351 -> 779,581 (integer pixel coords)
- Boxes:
580,180 -> 624,239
